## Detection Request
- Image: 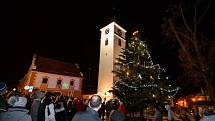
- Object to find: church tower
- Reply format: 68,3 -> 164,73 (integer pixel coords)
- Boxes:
97,21 -> 126,99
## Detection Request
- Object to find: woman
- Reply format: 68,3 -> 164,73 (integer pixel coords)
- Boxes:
37,92 -> 56,121
0,95 -> 32,121
109,99 -> 125,121
153,106 -> 163,121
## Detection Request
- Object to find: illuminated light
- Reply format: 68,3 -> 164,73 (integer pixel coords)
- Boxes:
150,76 -> 154,80
28,86 -> 33,92
13,88 -> 16,91
180,101 -> 184,106
152,94 -> 155,97
24,86 -> 29,90
126,72 -> 129,76
192,98 -> 196,102
132,31 -> 139,35
138,74 -> 142,79
63,82 -> 69,89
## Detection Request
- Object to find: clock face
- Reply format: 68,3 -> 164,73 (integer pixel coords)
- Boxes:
118,29 -> 122,36
105,28 -> 109,34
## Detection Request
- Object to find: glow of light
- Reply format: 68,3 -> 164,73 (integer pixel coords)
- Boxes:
132,31 -> 139,35
28,86 -> 34,92
24,86 -> 29,90
138,74 -> 142,79
63,82 -> 69,89
192,98 -> 196,102
150,76 -> 154,80
13,88 -> 16,91
126,72 -> 129,76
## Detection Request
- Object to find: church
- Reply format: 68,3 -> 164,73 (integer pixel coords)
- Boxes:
18,54 -> 84,97
97,20 -> 127,100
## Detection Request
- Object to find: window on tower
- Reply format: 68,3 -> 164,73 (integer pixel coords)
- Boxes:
105,38 -> 108,46
118,39 -> 121,46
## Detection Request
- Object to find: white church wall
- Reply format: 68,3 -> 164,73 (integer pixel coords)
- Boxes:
33,71 -> 81,91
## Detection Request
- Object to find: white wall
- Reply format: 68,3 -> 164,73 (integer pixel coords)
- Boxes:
33,71 -> 81,91
98,22 -> 126,98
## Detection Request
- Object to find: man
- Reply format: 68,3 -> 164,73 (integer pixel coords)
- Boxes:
30,90 -> 45,121
165,104 -> 175,121
153,106 -> 162,121
72,94 -> 102,121
0,95 -> 32,121
0,82 -> 7,112
200,109 -> 215,121
109,99 -> 125,121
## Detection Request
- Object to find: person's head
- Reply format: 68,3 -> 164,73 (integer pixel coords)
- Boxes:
42,91 -> 54,105
0,82 -> 7,95
165,104 -> 171,111
109,99 -> 120,110
32,91 -> 45,99
7,96 -> 28,107
88,94 -> 102,111
155,106 -> 161,112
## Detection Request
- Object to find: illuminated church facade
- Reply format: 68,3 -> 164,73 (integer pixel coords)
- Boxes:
97,21 -> 126,99
18,54 -> 84,97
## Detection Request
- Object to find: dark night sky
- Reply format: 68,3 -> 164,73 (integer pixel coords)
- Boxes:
1,0 -> 179,88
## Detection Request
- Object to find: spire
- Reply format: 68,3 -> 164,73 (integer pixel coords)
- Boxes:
109,0 -> 117,23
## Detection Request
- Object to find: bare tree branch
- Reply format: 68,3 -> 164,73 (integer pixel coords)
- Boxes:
197,0 -> 211,24
180,6 -> 193,33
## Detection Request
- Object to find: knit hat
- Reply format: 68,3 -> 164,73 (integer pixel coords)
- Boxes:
7,96 -> 27,107
0,82 -> 7,95
35,91 -> 45,99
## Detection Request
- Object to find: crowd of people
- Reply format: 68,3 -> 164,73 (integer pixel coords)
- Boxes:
0,82 -> 126,121
1,81 -> 215,121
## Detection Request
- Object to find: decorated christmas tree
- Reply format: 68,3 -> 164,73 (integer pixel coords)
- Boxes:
111,30 -> 180,110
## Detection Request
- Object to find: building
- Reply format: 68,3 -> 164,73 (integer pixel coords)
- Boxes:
18,54 -> 84,97
97,21 -> 127,100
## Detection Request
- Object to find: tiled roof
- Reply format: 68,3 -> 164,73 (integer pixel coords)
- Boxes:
33,55 -> 83,78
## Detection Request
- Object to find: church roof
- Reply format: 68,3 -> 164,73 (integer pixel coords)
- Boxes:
33,55 -> 83,78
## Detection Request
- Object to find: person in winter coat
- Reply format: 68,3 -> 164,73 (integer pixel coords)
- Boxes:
66,98 -> 77,121
165,104 -> 175,121
200,109 -> 215,121
54,96 -> 68,121
30,90 -> 45,121
153,106 -> 163,121
98,98 -> 106,120
0,95 -> 32,121
37,91 -> 56,121
72,94 -> 102,121
109,99 -> 125,121
118,101 -> 127,117
0,82 -> 8,112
